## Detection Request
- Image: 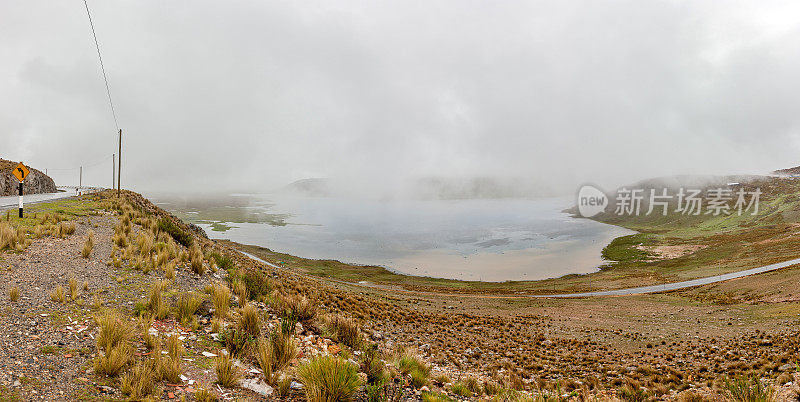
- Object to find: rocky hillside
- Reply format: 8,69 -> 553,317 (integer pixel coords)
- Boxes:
0,159 -> 57,196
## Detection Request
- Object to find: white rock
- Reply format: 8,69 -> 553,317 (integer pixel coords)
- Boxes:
202,351 -> 218,358
241,378 -> 274,396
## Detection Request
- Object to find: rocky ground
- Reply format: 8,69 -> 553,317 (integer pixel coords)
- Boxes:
0,192 -> 799,401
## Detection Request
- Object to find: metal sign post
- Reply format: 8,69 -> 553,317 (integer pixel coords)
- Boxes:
12,162 -> 30,218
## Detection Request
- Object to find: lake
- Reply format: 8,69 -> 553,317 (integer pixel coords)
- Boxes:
149,194 -> 634,282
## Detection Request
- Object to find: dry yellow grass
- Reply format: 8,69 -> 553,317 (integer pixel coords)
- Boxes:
9,286 -> 19,302
50,285 -> 65,303
68,276 -> 78,300
215,353 -> 242,388
211,282 -> 231,319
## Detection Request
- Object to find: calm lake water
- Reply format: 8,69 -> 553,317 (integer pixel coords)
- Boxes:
149,194 -> 633,282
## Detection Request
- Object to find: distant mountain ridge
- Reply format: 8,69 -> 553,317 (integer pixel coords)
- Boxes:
0,159 -> 57,196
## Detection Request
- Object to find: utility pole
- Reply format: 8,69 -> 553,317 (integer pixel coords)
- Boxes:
79,166 -> 82,194
112,153 -> 115,190
117,129 -> 122,197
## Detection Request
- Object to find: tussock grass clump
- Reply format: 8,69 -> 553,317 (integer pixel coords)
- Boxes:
256,328 -> 298,384
94,310 -> 133,377
9,286 -> 19,302
360,343 -> 387,385
270,327 -> 298,372
191,253 -> 206,275
177,292 -> 203,325
255,336 -> 275,384
50,285 -> 66,303
160,355 -> 182,384
0,222 -> 23,251
147,280 -> 169,320
619,379 -> 650,402
164,261 -> 176,280
112,232 -> 128,248
119,361 -> 154,399
277,293 -> 317,324
297,355 -> 360,402
324,314 -> 362,349
195,386 -> 217,402
68,276 -> 79,300
166,333 -> 185,360
398,352 -> 430,389
237,303 -> 261,338
451,383 -> 472,397
136,233 -> 154,256
725,376 -> 776,402
81,231 -> 94,258
55,221 -> 75,238
211,282 -> 231,319
215,353 -> 243,388
421,392 -> 453,402
232,279 -> 248,302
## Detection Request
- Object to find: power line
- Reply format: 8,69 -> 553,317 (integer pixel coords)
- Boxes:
82,0 -> 119,131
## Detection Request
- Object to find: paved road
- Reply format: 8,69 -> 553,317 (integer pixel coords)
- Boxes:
0,188 -> 99,211
239,250 -> 800,298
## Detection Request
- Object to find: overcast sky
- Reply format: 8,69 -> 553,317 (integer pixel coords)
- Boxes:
2,1 -> 800,194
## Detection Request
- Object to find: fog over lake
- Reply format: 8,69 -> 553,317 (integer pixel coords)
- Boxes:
151,194 -> 633,282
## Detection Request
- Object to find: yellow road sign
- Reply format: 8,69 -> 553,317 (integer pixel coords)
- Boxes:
12,162 -> 29,182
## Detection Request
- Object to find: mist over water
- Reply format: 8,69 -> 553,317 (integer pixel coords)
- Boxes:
152,192 -> 633,281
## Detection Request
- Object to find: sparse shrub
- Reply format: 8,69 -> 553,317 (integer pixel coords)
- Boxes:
157,219 -> 192,247
221,328 -> 252,357
297,355 -> 360,402
215,353 -> 242,388
177,292 -> 203,325
50,285 -> 65,303
120,361 -> 154,399
211,252 -> 235,271
237,303 -> 261,338
725,376 -> 776,402
243,269 -> 271,301
9,286 -> 19,302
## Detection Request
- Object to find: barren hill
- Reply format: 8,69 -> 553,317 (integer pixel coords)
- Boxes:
0,159 -> 57,196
